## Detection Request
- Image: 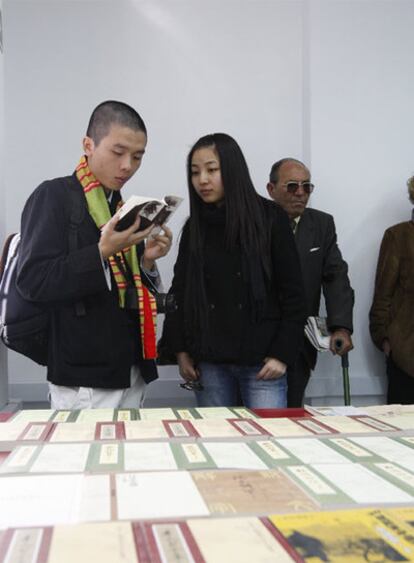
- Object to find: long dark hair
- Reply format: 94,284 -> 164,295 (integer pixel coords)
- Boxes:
184,133 -> 272,355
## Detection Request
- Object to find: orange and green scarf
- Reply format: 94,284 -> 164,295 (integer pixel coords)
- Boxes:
75,156 -> 157,359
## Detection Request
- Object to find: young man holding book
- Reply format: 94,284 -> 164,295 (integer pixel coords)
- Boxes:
16,100 -> 172,409
267,158 -> 354,407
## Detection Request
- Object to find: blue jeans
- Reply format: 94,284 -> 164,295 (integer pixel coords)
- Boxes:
195,362 -> 287,408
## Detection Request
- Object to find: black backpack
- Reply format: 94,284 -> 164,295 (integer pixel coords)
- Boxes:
0,181 -> 86,365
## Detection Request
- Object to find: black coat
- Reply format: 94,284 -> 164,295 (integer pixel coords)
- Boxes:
16,174 -> 158,388
295,208 -> 354,368
162,199 -> 307,367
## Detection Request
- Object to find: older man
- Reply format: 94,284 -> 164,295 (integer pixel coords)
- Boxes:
267,158 -> 354,407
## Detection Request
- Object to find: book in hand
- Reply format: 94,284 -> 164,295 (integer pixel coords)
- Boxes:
304,316 -> 331,352
115,194 -> 183,235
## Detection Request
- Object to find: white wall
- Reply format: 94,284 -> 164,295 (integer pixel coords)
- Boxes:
0,0 -> 8,407
2,0 -> 414,405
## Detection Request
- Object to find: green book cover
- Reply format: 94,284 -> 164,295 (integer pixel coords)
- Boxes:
229,407 -> 259,419
115,409 -> 139,422
283,464 -> 353,506
171,442 -> 217,470
362,462 -> 414,496
247,439 -> 301,468
86,441 -> 124,473
323,436 -> 385,463
172,408 -> 202,420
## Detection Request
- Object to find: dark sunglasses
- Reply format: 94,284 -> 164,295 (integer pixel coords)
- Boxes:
283,181 -> 315,194
179,381 -> 204,391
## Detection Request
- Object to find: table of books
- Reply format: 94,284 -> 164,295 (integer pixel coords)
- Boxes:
1,404 -> 414,562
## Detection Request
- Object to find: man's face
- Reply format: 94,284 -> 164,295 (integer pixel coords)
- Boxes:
83,124 -> 147,191
267,161 -> 311,219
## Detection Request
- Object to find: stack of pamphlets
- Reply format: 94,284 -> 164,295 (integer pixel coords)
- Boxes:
304,316 -> 330,351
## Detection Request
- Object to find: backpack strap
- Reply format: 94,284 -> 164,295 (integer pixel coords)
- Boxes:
66,177 -> 87,317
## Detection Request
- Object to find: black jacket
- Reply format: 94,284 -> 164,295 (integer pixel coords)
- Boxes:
16,174 -> 158,388
295,208 -> 354,368
162,199 -> 306,367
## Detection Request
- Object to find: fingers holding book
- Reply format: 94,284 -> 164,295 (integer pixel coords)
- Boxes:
98,212 -> 154,260
144,225 -> 173,262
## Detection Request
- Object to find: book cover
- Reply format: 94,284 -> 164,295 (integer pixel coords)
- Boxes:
86,442 -> 124,473
47,422 -> 96,443
142,520 -> 205,563
306,462 -> 413,505
115,471 -> 210,520
170,442 -> 217,471
115,194 -> 183,234
162,419 -> 198,442
48,521 -> 141,563
201,441 -> 268,470
95,421 -> 126,441
138,407 -> 177,421
253,418 -> 314,438
247,439 -> 301,468
123,420 -> 170,441
0,526 -> 53,563
187,516 -> 300,563
270,508 -> 414,562
123,441 -> 178,472
191,469 -> 318,515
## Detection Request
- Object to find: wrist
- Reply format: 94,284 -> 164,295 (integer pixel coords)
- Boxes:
142,257 -> 155,271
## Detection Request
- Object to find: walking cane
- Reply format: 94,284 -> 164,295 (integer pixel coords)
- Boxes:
335,340 -> 351,406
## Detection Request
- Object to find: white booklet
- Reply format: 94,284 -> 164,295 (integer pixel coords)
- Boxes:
304,316 -> 331,351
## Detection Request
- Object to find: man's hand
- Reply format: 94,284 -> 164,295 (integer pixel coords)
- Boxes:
330,329 -> 353,356
98,212 -> 154,260
257,357 -> 287,380
177,352 -> 199,382
142,226 -> 173,270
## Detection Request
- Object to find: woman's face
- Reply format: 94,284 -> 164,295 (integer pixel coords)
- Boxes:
191,146 -> 225,205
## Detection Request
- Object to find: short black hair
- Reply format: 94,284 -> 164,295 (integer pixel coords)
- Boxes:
86,100 -> 147,146
269,157 -> 306,183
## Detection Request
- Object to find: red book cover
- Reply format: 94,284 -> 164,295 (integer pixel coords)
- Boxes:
18,421 -> 56,443
350,415 -> 401,432
228,418 -> 271,437
292,416 -> 338,435
0,526 -> 53,563
95,421 -> 126,441
162,419 -> 198,440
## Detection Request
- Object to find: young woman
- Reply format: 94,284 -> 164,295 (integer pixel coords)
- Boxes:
161,133 -> 306,408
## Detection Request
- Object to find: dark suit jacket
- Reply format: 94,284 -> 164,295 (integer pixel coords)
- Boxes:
295,208 -> 354,369
16,174 -> 157,388
369,221 -> 414,377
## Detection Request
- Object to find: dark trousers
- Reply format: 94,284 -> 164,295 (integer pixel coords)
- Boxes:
287,353 -> 312,408
387,355 -> 414,404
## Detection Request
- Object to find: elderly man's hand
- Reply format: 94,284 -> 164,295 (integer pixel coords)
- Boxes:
330,329 -> 353,355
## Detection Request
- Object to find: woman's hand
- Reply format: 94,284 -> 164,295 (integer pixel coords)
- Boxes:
257,357 -> 287,380
177,352 -> 199,382
382,338 -> 391,357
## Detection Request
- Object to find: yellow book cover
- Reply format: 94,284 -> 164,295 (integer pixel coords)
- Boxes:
270,507 -> 414,562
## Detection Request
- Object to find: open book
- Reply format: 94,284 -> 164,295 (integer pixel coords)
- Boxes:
304,316 -> 331,352
115,195 -> 183,235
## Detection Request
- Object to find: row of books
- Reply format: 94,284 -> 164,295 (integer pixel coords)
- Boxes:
1,459 -> 414,530
0,414 -> 406,451
2,506 -> 414,562
7,406 -> 259,424
2,434 -> 414,475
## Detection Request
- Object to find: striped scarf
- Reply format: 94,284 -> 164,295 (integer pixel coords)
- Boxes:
75,156 -> 157,359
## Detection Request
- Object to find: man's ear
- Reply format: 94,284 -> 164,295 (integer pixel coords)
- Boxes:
266,182 -> 275,199
83,136 -> 95,156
